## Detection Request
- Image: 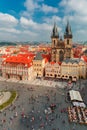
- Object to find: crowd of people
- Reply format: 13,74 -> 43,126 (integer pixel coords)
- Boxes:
68,106 -> 87,125
0,85 -> 68,130
0,79 -> 87,130
20,88 -> 68,130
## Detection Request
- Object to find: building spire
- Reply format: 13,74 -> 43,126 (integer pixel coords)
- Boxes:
51,22 -> 59,38
64,20 -> 72,38
66,20 -> 72,34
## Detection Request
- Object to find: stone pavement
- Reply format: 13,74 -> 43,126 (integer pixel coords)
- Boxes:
0,77 -> 68,88
0,79 -> 86,130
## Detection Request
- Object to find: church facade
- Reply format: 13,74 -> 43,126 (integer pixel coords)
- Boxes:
51,21 -> 73,62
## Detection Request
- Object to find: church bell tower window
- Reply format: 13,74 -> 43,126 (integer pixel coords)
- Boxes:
54,40 -> 55,46
67,39 -> 69,45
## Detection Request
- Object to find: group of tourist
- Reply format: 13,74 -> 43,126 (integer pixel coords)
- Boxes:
0,85 -> 68,130
68,106 -> 87,125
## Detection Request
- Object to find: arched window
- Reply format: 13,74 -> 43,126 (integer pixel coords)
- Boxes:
54,40 -> 55,46
59,50 -> 64,62
67,39 -> 69,44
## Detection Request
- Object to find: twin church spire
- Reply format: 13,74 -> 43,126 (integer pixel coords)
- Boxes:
51,20 -> 73,62
51,20 -> 72,39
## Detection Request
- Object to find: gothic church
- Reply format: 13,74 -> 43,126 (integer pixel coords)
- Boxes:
51,21 -> 73,62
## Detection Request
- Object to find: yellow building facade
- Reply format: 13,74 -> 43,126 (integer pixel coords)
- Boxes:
61,58 -> 86,81
33,52 -> 46,78
45,62 -> 61,78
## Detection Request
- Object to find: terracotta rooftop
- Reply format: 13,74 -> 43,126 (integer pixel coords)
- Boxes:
3,54 -> 34,67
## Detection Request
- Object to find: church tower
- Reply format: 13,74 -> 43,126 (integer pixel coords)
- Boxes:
64,20 -> 73,58
51,23 -> 59,62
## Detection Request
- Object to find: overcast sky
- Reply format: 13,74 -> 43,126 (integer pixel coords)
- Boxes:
0,0 -> 87,42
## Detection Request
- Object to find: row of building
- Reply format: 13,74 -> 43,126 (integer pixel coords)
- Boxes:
1,21 -> 87,81
1,51 -> 86,82
33,52 -> 86,81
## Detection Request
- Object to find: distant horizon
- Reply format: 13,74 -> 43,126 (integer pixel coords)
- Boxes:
0,40 -> 87,45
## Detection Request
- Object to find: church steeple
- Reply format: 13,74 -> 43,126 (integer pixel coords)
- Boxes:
64,20 -> 72,38
51,22 -> 59,38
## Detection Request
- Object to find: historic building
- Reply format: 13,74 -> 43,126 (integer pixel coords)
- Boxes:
45,62 -> 61,78
33,52 -> 48,78
1,21 -> 87,81
51,21 -> 73,62
61,58 -> 86,81
2,54 -> 34,81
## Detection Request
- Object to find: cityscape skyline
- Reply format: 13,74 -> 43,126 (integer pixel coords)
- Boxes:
0,0 -> 87,42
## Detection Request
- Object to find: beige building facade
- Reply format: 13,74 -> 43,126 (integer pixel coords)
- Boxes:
33,60 -> 46,78
61,58 -> 86,81
45,62 -> 61,78
33,52 -> 47,78
2,62 -> 33,81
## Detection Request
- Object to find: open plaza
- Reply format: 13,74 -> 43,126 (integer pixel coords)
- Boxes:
0,78 -> 87,130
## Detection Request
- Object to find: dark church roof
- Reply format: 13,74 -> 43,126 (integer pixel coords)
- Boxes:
51,23 -> 59,38
62,58 -> 85,64
57,40 -> 65,49
84,49 -> 87,54
64,20 -> 72,38
34,52 -> 43,60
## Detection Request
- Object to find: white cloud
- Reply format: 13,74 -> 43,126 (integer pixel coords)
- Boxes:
59,0 -> 87,42
61,0 -> 87,25
24,0 -> 39,12
20,17 -> 37,27
0,12 -> 21,41
0,32 -> 19,41
23,0 -> 40,16
76,29 -> 87,34
74,29 -> 87,41
20,17 -> 53,31
41,4 -> 58,13
43,15 -> 61,24
0,28 -> 20,34
23,0 -> 58,17
23,30 -> 38,36
60,0 -> 87,16
0,12 -> 18,27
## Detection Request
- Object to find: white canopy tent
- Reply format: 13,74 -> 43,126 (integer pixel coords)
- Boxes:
69,90 -> 83,102
73,102 -> 86,108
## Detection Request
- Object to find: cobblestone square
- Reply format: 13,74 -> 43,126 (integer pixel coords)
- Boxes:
0,79 -> 86,130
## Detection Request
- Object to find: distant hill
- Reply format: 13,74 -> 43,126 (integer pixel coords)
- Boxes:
0,41 -> 50,46
83,41 -> 87,45
0,42 -> 17,46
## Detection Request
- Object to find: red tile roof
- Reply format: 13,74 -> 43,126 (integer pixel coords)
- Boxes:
50,61 -> 55,65
18,53 -> 35,58
58,62 -> 61,65
3,54 -> 34,67
42,53 -> 51,61
81,55 -> 87,62
2,54 -> 10,58
50,62 -> 61,65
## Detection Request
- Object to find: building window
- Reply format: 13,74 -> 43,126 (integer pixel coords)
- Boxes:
54,40 -> 55,46
67,39 -> 69,44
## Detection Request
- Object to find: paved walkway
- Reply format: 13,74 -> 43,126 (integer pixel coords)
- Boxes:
0,77 -> 68,88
